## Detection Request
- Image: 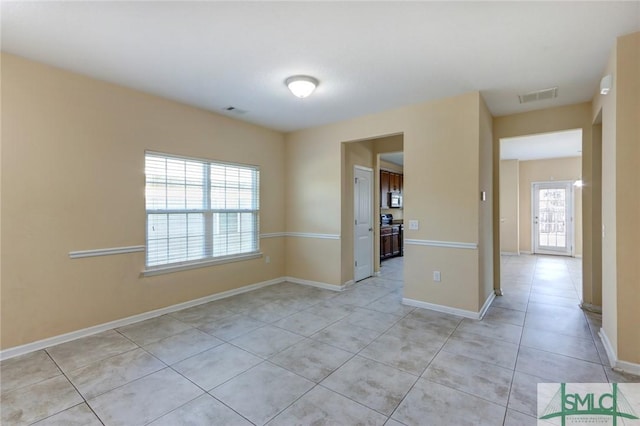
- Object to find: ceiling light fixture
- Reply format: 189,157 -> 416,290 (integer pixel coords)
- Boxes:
286,75 -> 318,98
600,74 -> 613,95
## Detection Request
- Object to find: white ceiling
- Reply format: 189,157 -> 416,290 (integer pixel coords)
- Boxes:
380,152 -> 404,167
500,129 -> 582,161
2,2 -> 638,132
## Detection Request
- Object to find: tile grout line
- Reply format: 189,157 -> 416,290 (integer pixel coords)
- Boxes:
503,254 -> 535,425
40,349 -> 107,426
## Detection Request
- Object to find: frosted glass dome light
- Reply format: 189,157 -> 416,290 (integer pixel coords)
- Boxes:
286,75 -> 318,98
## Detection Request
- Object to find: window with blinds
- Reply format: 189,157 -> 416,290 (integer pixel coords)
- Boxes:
145,152 -> 260,269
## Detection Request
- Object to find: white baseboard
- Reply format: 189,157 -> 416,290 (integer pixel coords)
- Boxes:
599,328 -> 617,368
0,277 -> 284,361
599,328 -> 640,376
284,276 -> 344,292
479,292 -> 496,320
500,251 -> 520,256
580,302 -> 602,314
343,280 -> 355,288
402,298 -> 481,319
574,255 -> 583,259
520,251 -> 532,255
615,360 -> 640,377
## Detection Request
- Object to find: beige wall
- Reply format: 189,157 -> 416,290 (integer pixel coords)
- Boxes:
500,160 -> 519,253
585,120 -> 602,308
493,103 -> 592,294
592,31 -> 640,364
478,96 -> 494,307
1,54 -> 286,349
341,139 -> 374,284
612,32 -> 639,364
284,129 -> 342,286
518,157 -> 583,256
286,92 -> 492,313
592,38 -> 618,354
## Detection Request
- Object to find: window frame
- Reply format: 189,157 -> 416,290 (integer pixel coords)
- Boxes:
143,151 -> 261,276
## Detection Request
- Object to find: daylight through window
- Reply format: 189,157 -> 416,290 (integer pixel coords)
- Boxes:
145,152 -> 259,269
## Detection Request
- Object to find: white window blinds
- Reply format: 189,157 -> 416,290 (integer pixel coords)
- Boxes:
145,152 -> 259,269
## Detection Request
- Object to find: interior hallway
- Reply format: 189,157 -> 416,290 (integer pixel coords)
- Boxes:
1,256 -> 638,426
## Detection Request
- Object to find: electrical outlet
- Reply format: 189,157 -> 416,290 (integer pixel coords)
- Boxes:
409,220 -> 419,230
433,271 -> 441,282
265,255 -> 271,264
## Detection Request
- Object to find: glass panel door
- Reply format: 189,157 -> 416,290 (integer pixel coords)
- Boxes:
533,182 -> 573,255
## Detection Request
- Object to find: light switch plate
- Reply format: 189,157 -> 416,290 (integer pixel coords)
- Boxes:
409,220 -> 419,230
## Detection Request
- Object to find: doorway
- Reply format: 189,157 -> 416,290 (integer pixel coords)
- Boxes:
499,129 -> 583,258
354,166 -> 374,281
532,181 -> 574,256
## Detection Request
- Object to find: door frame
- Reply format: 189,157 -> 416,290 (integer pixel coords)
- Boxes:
354,165 -> 374,281
531,180 -> 575,256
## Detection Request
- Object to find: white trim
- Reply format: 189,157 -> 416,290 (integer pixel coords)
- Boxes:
284,276 -> 344,292
615,359 -> 640,377
500,251 -> 520,256
354,165 -> 374,172
404,239 -> 478,250
343,280 -> 355,288
580,302 -> 602,314
520,251 -> 532,255
260,232 -> 286,239
531,180 -> 575,257
69,245 -> 145,259
574,254 -> 583,259
599,328 -> 617,368
402,298 -> 481,319
143,252 -> 262,277
598,328 -> 640,375
285,232 -> 340,240
374,271 -> 382,277
146,150 -> 260,170
354,166 -> 374,282
479,292 -> 496,320
262,232 -> 342,240
0,277 -> 283,361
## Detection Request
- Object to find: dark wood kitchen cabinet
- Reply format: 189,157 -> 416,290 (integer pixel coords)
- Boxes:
380,225 -> 402,260
390,173 -> 401,192
380,227 -> 393,259
379,169 -> 403,208
380,170 -> 390,208
391,230 -> 401,256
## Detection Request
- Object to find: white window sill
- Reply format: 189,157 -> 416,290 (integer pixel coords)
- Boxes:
143,252 -> 262,277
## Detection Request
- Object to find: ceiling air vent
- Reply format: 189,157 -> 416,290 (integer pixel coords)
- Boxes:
518,87 -> 558,104
222,106 -> 248,115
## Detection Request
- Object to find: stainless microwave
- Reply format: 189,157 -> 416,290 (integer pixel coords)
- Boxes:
389,192 -> 402,208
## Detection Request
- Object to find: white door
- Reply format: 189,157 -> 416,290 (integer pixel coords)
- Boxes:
532,181 -> 574,256
354,166 -> 374,281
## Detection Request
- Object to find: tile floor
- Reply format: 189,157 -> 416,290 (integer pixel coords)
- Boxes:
2,255 -> 638,425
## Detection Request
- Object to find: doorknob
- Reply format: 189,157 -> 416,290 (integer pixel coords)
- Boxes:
369,228 -> 373,232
